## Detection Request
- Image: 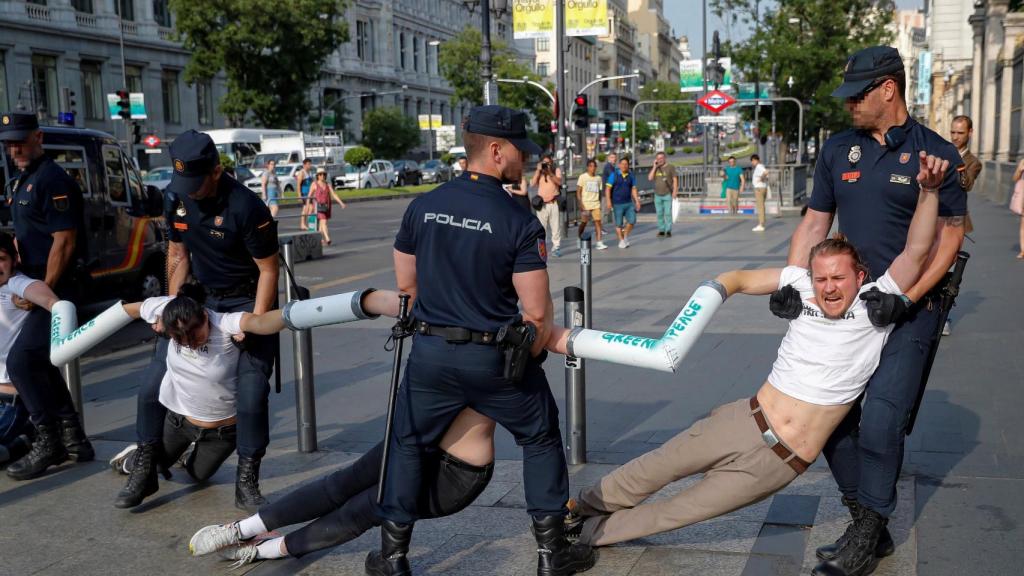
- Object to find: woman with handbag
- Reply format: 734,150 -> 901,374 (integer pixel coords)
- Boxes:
311,168 -> 346,246
1012,158 -> 1024,259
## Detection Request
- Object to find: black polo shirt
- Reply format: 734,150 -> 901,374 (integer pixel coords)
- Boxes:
9,155 -> 84,276
164,174 -> 278,291
808,118 -> 967,279
394,171 -> 547,333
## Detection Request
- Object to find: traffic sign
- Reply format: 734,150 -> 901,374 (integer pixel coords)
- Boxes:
698,115 -> 738,124
143,134 -> 161,148
697,90 -> 736,114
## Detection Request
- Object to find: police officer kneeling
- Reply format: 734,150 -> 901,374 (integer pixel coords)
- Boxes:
370,106 -> 595,576
1,112 -> 94,480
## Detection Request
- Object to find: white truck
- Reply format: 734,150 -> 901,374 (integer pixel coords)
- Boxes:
251,133 -> 346,181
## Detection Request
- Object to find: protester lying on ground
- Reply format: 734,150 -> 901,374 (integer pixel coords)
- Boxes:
109,284 -> 402,506
0,232 -> 59,464
545,153 -> 947,554
189,407 -> 496,566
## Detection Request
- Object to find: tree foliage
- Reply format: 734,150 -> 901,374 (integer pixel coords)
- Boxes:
361,107 -> 421,160
170,0 -> 349,128
639,82 -> 694,135
344,146 -> 373,167
710,0 -> 894,139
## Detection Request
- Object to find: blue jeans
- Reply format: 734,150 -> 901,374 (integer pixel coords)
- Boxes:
822,300 -> 940,517
0,394 -> 31,447
135,294 -> 275,460
612,202 -> 637,229
654,194 -> 673,233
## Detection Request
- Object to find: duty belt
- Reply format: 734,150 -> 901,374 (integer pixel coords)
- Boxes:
415,321 -> 497,345
749,396 -> 811,475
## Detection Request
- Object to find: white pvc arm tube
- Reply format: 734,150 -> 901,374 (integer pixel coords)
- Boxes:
281,288 -> 379,330
565,280 -> 727,373
50,300 -> 134,366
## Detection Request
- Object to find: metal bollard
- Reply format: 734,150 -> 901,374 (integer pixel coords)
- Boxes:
580,237 -> 592,329
64,359 -> 83,429
563,286 -> 586,465
283,242 -> 317,452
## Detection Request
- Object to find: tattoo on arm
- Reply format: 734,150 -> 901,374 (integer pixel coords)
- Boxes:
940,216 -> 965,228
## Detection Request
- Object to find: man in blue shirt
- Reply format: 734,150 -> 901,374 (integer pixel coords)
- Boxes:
772,46 -> 966,576
370,105 -> 595,576
605,157 -> 640,249
720,155 -> 745,214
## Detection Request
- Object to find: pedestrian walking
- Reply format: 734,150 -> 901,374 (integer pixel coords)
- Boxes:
750,154 -> 769,231
297,158 -> 314,230
605,157 -> 640,249
1013,158 -> 1024,259
117,130 -> 280,512
532,153 -> 563,257
601,151 -> 618,183
311,168 -> 346,246
576,159 -> 608,249
261,159 -> 280,218
370,105 -> 594,576
720,155 -> 744,214
943,115 -> 982,335
0,112 -> 94,480
771,46 -> 966,576
648,152 -> 678,237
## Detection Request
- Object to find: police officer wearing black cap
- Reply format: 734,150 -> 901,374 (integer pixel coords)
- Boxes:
0,112 -> 94,480
368,105 -> 595,576
115,129 -> 280,511
772,47 -> 965,576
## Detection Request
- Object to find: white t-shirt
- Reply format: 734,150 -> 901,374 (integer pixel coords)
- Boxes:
0,274 -> 40,383
752,163 -> 768,188
140,297 -> 245,422
767,266 -> 901,405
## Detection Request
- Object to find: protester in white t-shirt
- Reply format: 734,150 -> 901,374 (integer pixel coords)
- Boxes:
751,154 -> 770,232
0,233 -> 60,463
555,153 -> 950,549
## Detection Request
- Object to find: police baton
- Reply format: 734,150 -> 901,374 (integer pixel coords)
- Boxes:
377,293 -> 412,504
906,251 -> 969,436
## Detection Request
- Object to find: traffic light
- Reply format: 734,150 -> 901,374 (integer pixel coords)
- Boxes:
573,94 -> 588,129
116,90 -> 130,119
132,123 -> 142,145
59,88 -> 76,126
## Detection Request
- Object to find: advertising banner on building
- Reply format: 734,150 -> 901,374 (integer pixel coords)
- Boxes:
565,0 -> 608,37
917,51 -> 931,106
679,59 -> 704,92
418,114 -> 442,130
513,0 -> 608,39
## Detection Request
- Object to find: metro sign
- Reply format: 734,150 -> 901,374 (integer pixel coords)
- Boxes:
143,134 -> 161,148
697,90 -> 736,114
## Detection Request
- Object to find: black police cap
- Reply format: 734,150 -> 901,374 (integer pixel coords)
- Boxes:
0,112 -> 40,142
167,129 -> 220,197
832,46 -> 905,99
464,105 -> 543,157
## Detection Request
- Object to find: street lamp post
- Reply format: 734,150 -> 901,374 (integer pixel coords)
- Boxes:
428,40 -> 441,161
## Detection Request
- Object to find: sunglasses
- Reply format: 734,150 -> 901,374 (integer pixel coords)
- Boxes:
848,78 -> 890,102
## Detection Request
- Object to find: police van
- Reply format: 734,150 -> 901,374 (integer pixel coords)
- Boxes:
1,126 -> 166,301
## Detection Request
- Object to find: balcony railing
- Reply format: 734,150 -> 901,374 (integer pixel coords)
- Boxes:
75,11 -> 98,29
121,20 -> 138,35
158,27 -> 176,41
26,3 -> 52,22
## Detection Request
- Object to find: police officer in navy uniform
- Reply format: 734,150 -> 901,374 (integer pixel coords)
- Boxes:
0,112 -> 94,480
771,47 -> 966,576
115,130 -> 280,511
368,106 -> 595,576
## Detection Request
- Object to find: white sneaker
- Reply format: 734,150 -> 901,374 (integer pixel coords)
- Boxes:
109,444 -> 138,475
942,320 -> 951,336
219,543 -> 260,568
595,241 -> 608,250
190,523 -> 243,557
752,225 -> 765,232
623,237 -> 631,248
618,239 -> 626,249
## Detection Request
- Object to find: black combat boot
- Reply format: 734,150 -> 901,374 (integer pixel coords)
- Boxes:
816,497 -> 895,561
114,442 -> 160,508
812,507 -> 887,576
6,422 -> 68,480
60,415 -> 95,462
364,520 -> 413,576
533,514 -> 596,576
235,456 -> 268,512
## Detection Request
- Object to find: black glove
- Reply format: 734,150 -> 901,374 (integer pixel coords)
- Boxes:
769,285 -> 802,320
859,287 -> 909,327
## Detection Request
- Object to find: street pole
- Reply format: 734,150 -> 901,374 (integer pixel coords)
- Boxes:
283,242 -> 318,453
701,0 -> 708,174
563,286 -> 586,465
428,39 -> 441,161
555,0 -> 568,195
480,0 -> 497,105
117,10 -> 131,152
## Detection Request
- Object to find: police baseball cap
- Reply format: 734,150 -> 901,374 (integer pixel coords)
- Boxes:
0,112 -> 40,142
832,46 -> 905,99
167,129 -> 220,196
464,105 -> 543,156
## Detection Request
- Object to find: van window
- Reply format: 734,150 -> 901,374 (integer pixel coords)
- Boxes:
123,151 -> 145,207
44,146 -> 92,197
102,145 -> 130,206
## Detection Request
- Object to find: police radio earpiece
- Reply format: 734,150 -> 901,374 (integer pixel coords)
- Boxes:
884,125 -> 907,149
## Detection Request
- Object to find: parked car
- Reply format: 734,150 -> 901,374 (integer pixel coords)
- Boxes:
142,166 -> 174,190
334,160 -> 395,189
421,159 -> 452,183
1,126 -> 165,301
231,164 -> 257,184
392,160 -> 422,186
244,163 -> 300,197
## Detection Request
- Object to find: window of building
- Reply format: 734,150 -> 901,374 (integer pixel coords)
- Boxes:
81,61 -> 104,120
413,36 -> 421,72
153,0 -> 171,27
161,69 -> 180,124
356,20 -> 375,62
0,52 -> 8,112
115,0 -> 134,21
536,37 -> 549,52
537,63 -> 548,77
197,80 -> 214,125
125,65 -> 143,93
400,33 -> 407,69
71,0 -> 93,12
31,54 -> 59,119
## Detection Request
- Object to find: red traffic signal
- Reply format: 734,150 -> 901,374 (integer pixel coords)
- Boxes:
574,94 -> 587,108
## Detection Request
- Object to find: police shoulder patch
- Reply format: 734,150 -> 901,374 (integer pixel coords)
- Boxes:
537,239 -> 547,262
52,194 -> 69,212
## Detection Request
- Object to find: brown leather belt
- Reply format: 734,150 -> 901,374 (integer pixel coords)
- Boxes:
749,396 -> 810,474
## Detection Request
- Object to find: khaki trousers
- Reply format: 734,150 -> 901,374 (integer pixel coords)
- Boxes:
726,188 -> 739,213
576,398 -> 800,546
536,201 -> 562,249
754,186 -> 768,226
